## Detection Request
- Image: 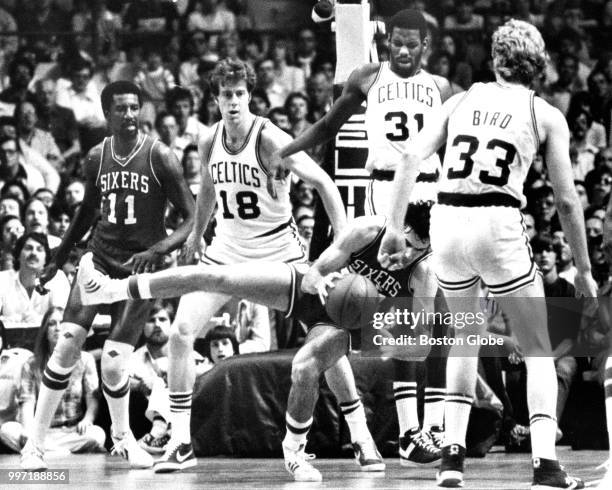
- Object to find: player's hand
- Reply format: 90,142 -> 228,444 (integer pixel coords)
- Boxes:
76,418 -> 92,435
124,248 -> 163,274
378,227 -> 408,271
36,262 -> 58,295
304,271 -> 343,305
574,270 -> 599,298
266,150 -> 290,200
179,232 -> 201,265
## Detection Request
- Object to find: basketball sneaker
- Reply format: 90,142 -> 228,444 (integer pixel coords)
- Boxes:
352,439 -> 385,471
20,440 -> 47,471
78,252 -> 128,305
436,444 -> 465,488
153,439 -> 197,473
111,431 -> 154,469
531,458 -> 584,489
427,426 -> 444,450
283,441 -> 322,482
399,428 -> 441,467
138,432 -> 170,454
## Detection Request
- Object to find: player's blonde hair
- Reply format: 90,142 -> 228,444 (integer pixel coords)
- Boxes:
491,19 -> 546,86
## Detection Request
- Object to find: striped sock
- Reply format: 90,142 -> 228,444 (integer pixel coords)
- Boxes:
32,358 -> 76,447
102,376 -> 131,438
393,382 -> 419,435
339,398 -> 370,443
169,391 -> 192,444
423,387 -> 445,431
530,413 -> 557,460
443,392 -> 473,448
127,274 -> 152,300
605,358 -> 612,456
283,413 -> 312,449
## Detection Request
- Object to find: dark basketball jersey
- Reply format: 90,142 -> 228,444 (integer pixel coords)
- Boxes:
91,134 -> 167,256
348,222 -> 430,298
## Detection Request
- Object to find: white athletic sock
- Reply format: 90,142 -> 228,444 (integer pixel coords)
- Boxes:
103,376 -> 131,438
424,387 -> 445,431
169,391 -> 192,444
393,382 -> 419,435
32,358 -> 76,447
443,392 -> 473,448
339,399 -> 370,443
526,357 -> 557,460
283,413 -> 311,450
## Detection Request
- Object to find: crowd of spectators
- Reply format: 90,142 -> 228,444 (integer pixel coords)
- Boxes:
0,0 -> 610,456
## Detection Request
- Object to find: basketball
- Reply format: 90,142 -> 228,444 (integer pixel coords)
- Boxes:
325,273 -> 380,330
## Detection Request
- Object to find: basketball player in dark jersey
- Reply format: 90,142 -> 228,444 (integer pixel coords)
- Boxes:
76,200 -> 438,481
20,81 -> 195,471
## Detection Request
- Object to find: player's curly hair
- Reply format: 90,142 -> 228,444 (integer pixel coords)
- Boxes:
209,58 -> 257,96
491,19 -> 546,86
404,200 -> 433,242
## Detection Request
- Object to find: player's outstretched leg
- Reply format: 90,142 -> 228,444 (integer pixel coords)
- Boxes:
283,325 -> 349,482
21,319 -> 90,471
496,279 -> 584,490
394,359 -> 441,467
325,356 -> 385,472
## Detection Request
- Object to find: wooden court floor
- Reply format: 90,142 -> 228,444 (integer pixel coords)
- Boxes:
0,447 -> 607,489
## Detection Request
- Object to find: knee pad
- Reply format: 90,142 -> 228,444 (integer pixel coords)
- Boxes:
101,340 -> 134,390
53,322 -> 87,367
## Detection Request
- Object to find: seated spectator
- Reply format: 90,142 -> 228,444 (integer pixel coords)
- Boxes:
0,232 -> 69,329
124,0 -> 179,35
15,101 -> 63,174
523,213 -> 536,241
552,231 -> 577,285
0,196 -> 21,219
181,145 -> 201,196
166,87 -> 211,151
574,180 -> 589,209
130,303 -> 206,454
295,28 -> 318,79
0,320 -> 32,452
285,92 -> 311,139
443,0 -> 484,31
569,109 -> 598,180
186,0 -> 236,48
270,37 -> 306,96
134,47 -> 176,117
33,188 -> 55,210
584,166 -> 612,208
48,202 -> 72,240
0,136 -> 45,196
1,181 -> 30,210
155,112 -> 183,162
531,185 -> 560,235
0,307 -> 105,453
595,147 -> 612,172
0,214 -> 23,271
249,88 -> 270,117
202,324 -> 239,364
268,107 -> 291,133
179,31 -> 216,89
256,59 -> 289,110
198,92 -> 221,128
233,299 -> 271,354
0,57 -> 36,112
63,178 -> 85,210
438,33 -> 473,90
296,214 -> 314,257
24,198 -> 60,248
543,54 -> 584,116
56,58 -> 106,153
307,72 -> 332,123
292,180 -> 315,209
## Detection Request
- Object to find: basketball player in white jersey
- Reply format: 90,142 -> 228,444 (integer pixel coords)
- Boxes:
150,59 -> 382,475
270,9 -> 452,466
378,19 -> 596,489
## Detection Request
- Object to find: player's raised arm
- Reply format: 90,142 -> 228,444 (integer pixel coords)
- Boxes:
378,94 -> 459,269
261,123 -> 347,236
541,99 -> 597,297
182,133 -> 217,262
303,216 -> 385,297
41,147 -> 102,282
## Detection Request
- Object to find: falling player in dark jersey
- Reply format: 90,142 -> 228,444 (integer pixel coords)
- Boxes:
75,200 -> 438,481
20,81 -> 195,471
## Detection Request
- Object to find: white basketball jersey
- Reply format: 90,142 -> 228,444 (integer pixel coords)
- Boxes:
439,82 -> 539,207
207,116 -> 293,240
365,64 -> 443,175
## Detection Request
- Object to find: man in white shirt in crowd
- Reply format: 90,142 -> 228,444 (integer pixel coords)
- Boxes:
166,87 -> 211,151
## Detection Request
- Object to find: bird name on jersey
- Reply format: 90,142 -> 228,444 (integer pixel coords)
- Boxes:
210,160 -> 262,188
377,81 -> 434,107
99,171 -> 149,193
472,110 -> 512,128
349,258 -> 403,297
